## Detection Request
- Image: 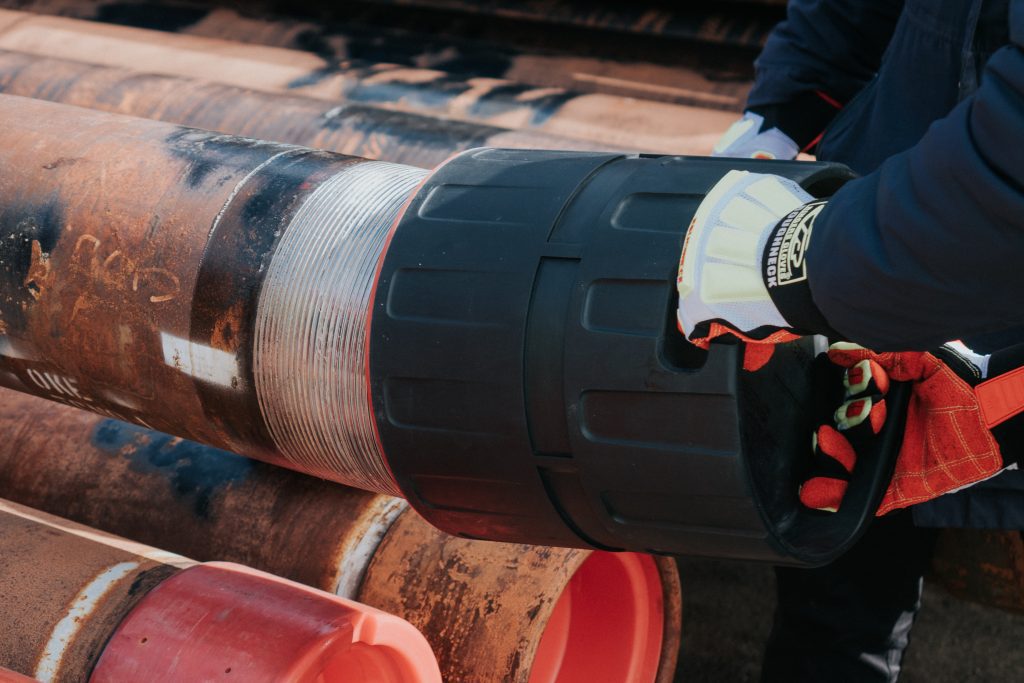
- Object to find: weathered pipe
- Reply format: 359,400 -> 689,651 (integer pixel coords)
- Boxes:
0,388 -> 682,683
0,10 -> 731,149
0,51 -> 620,169
0,95 -> 873,564
0,6 -> 751,110
0,499 -> 441,683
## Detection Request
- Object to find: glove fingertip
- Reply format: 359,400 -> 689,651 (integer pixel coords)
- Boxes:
816,425 -> 857,472
869,398 -> 887,435
799,477 -> 848,512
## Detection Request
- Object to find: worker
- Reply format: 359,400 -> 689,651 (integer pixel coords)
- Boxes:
683,1 -> 1024,680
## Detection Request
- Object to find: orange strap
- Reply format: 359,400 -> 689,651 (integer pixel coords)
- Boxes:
976,365 -> 1024,427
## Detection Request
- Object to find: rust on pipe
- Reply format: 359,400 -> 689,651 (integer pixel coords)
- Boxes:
360,511 -> 683,683
0,389 -> 682,682
0,4 -> 753,110
0,10 -> 730,151
0,499 -> 443,683
0,94 -> 423,493
0,500 -> 187,682
0,50 -> 617,169
0,388 -> 406,597
930,529 -> 1024,614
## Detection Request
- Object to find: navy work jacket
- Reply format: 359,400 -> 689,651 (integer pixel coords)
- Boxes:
749,0 -> 1024,527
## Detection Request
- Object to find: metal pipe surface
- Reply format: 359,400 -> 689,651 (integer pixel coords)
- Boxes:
0,4 -> 752,109
0,501 -> 181,682
0,389 -> 682,682
0,94 -> 422,493
0,10 -> 730,151
0,500 -> 441,683
0,387 -> 407,597
0,50 -> 614,169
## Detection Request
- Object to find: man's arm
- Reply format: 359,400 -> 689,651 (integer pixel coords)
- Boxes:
748,0 -> 905,109
720,0 -> 905,159
807,2 -> 1024,350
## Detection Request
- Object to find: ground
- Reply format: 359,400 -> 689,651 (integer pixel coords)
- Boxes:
674,558 -> 1024,682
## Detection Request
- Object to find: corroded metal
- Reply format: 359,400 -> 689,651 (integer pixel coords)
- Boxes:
0,390 -> 682,682
359,510 -> 683,683
931,529 -> 1024,614
0,500 -> 185,682
0,499 -> 442,683
0,4 -> 754,109
0,50 -> 615,168
0,388 -> 406,597
0,13 -> 728,151
0,95 -> 419,493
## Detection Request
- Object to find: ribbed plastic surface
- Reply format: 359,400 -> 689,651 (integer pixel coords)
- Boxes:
254,161 -> 427,495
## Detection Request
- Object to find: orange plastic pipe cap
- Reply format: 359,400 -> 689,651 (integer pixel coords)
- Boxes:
89,562 -> 441,683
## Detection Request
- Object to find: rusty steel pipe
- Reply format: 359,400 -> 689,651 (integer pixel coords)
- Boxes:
0,9 -> 731,150
0,386 -> 408,597
0,499 -> 441,683
360,509 -> 683,683
0,5 -> 753,110
0,50 -> 617,170
0,94 -> 864,564
0,389 -> 682,682
0,93 -> 424,493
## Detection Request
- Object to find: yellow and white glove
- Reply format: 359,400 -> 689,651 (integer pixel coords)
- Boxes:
677,170 -> 836,358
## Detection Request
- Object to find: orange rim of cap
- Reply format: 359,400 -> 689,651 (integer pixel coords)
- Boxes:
89,562 -> 441,683
528,552 -> 665,683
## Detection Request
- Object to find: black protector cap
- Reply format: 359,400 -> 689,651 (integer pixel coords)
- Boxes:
369,149 -> 903,564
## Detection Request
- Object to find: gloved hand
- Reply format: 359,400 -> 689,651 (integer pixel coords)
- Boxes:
676,170 -> 837,359
802,342 -> 1024,515
714,92 -> 843,159
712,112 -> 801,160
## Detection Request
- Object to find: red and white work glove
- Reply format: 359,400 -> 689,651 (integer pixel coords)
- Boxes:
803,342 -> 1024,515
677,170 -> 836,370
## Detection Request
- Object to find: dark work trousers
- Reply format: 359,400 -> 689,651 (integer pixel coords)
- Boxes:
760,511 -> 939,683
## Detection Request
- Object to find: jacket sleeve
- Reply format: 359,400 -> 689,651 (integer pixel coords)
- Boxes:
805,1 -> 1024,351
747,0 -> 905,108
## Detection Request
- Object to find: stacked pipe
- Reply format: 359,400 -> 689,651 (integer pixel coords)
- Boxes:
0,93 -> 885,565
0,499 -> 442,682
0,9 -> 732,152
0,388 -> 683,682
0,2 -> 755,109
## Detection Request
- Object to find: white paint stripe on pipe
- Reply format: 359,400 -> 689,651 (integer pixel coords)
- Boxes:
160,332 -> 240,389
333,498 -> 409,599
34,561 -> 140,682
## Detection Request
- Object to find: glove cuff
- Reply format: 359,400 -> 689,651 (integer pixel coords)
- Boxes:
761,200 -> 841,338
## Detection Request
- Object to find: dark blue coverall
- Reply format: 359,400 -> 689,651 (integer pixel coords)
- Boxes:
746,1 -> 1024,679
